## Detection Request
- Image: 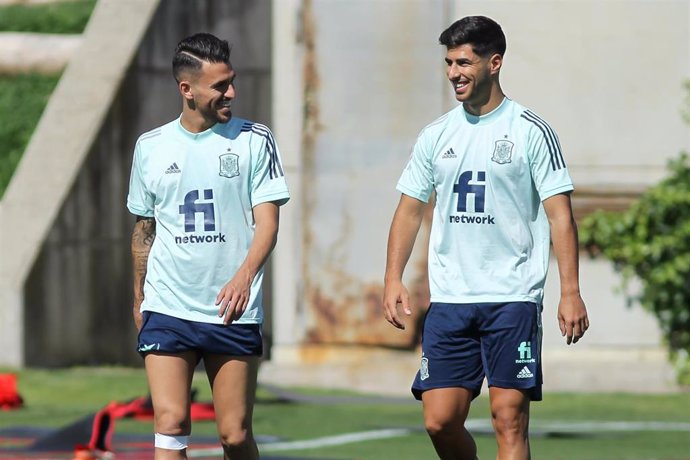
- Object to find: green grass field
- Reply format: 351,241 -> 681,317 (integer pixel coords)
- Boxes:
1,367 -> 689,460
0,0 -> 96,34
0,74 -> 61,198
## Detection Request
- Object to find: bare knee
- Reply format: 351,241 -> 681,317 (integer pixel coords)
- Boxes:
422,388 -> 472,439
155,409 -> 191,436
425,411 -> 465,438
220,428 -> 250,448
489,388 -> 530,446
219,422 -> 253,450
491,407 -> 528,444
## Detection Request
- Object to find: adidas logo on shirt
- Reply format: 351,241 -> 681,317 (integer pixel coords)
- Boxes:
516,366 -> 533,379
441,148 -> 456,159
165,162 -> 181,174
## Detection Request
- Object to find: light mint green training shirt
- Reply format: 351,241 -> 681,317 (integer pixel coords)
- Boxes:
127,116 -> 290,324
397,97 -> 573,305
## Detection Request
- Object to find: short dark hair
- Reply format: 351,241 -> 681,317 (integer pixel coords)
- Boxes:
438,16 -> 506,57
172,33 -> 231,82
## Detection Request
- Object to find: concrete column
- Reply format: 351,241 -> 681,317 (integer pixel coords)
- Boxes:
270,0 -> 306,354
0,284 -> 22,367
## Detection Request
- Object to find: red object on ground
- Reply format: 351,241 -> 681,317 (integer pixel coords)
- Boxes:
86,396 -> 216,452
0,374 -> 24,410
72,444 -> 98,459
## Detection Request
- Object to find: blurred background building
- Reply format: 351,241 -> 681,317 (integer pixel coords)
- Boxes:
1,0 -> 688,394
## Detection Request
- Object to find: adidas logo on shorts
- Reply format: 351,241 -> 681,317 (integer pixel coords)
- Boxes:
516,366 -> 533,379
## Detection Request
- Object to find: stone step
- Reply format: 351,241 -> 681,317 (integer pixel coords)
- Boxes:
0,32 -> 80,74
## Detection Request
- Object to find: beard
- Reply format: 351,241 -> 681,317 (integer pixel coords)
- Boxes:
199,102 -> 231,126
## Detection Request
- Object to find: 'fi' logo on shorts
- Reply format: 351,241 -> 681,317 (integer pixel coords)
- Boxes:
515,341 -> 536,364
420,355 -> 429,381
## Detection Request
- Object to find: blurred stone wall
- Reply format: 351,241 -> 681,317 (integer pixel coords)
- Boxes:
263,0 -> 688,393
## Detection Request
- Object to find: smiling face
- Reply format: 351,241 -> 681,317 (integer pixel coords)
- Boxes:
179,60 -> 236,132
445,44 -> 502,115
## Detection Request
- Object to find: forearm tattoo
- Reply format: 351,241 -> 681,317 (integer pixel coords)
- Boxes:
131,217 -> 156,300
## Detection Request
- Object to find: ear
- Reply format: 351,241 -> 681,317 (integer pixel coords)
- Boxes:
489,53 -> 503,75
178,80 -> 194,101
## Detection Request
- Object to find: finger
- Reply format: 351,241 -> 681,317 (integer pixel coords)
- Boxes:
572,322 -> 582,344
383,314 -> 395,327
217,295 -> 230,317
400,294 -> 412,316
382,300 -> 395,324
386,303 -> 405,330
215,288 -> 225,305
565,322 -> 574,345
226,292 -> 248,324
232,296 -> 248,322
218,288 -> 234,317
558,316 -> 566,336
583,316 -> 590,331
387,311 -> 403,329
223,295 -> 238,325
391,318 -> 405,329
382,303 -> 392,323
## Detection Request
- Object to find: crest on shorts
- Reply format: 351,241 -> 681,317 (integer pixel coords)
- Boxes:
491,140 -> 514,164
219,152 -> 240,178
420,356 -> 430,381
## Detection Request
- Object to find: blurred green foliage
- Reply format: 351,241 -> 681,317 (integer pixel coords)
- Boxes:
0,0 -> 97,197
0,73 -> 60,198
579,152 -> 690,385
0,0 -> 96,34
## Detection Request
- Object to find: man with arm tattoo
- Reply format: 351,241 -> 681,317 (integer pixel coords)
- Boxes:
126,33 -> 289,460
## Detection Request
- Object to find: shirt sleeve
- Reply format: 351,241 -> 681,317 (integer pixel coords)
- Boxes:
524,113 -> 574,201
250,126 -> 290,207
126,141 -> 155,217
396,129 -> 435,203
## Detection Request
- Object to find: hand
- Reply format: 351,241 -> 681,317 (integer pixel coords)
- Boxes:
557,293 -> 589,345
382,279 -> 412,330
216,270 -> 252,325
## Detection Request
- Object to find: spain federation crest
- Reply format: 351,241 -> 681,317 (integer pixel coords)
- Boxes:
219,153 -> 240,178
491,139 -> 514,164
420,356 -> 429,381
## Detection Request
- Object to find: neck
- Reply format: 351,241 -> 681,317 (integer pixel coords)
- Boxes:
180,110 -> 214,133
463,84 -> 505,116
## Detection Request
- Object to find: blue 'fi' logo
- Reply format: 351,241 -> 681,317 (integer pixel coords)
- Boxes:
175,190 -> 226,244
453,171 -> 485,213
449,171 -> 495,225
179,189 -> 215,232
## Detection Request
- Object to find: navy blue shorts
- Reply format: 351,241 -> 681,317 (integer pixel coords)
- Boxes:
137,311 -> 263,357
412,302 -> 543,401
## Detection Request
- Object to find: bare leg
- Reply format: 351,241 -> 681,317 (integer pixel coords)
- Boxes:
489,387 -> 531,460
145,351 -> 198,460
204,354 -> 260,460
422,387 -> 477,460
